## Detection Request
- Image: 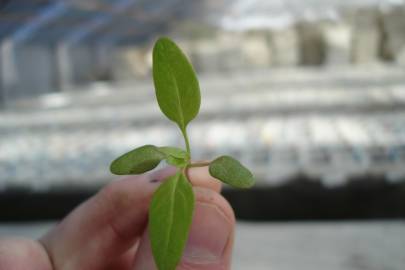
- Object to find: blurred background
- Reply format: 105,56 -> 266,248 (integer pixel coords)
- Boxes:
0,0 -> 404,269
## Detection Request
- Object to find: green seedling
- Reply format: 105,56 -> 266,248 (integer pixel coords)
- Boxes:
110,37 -> 255,270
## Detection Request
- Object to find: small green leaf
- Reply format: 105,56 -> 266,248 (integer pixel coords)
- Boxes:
152,37 -> 201,131
149,172 -> 195,270
158,146 -> 189,168
165,156 -> 189,167
158,146 -> 188,159
209,156 -> 255,188
110,145 -> 165,175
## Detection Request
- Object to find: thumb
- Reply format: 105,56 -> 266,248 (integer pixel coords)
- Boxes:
132,187 -> 235,270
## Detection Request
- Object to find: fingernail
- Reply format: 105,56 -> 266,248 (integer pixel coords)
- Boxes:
183,202 -> 232,265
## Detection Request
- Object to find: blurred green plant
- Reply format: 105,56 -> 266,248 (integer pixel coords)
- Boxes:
110,37 -> 254,270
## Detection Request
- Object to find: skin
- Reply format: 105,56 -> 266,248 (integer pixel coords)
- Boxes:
0,167 -> 235,270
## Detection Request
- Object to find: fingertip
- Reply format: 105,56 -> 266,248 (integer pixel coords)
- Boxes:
148,165 -> 222,193
187,166 -> 222,193
148,166 -> 177,182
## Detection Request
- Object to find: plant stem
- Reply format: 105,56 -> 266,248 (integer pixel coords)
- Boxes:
181,127 -> 191,157
187,161 -> 211,168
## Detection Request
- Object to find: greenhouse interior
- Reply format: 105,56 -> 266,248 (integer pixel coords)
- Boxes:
0,1 -> 404,270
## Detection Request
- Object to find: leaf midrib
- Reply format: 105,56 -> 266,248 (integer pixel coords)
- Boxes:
162,174 -> 180,266
163,41 -> 185,129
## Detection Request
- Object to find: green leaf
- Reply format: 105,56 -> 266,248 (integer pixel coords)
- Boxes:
149,172 -> 195,270
110,145 -> 165,175
209,156 -> 255,188
158,146 -> 188,159
152,37 -> 201,131
158,146 -> 189,167
165,156 -> 189,167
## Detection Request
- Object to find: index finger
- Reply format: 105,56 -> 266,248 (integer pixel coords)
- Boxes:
40,166 -> 220,269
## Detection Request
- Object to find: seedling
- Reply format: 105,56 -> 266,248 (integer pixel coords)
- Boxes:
110,37 -> 254,270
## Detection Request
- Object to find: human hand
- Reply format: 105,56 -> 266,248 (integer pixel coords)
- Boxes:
0,167 -> 235,270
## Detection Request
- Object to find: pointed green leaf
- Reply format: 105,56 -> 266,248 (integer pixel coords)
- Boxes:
152,37 -> 201,130
110,145 -> 165,175
209,156 -> 255,188
149,172 -> 195,270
